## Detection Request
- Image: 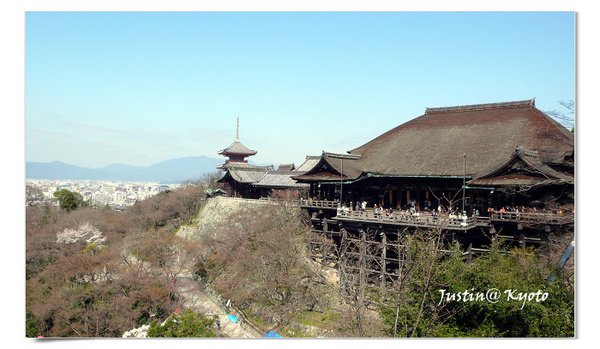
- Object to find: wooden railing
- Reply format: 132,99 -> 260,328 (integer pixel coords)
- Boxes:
335,210 -> 484,230
299,198 -> 339,209
489,210 -> 574,225
228,196 -> 573,227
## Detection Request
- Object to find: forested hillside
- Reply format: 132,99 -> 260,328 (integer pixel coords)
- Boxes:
26,184 -> 574,338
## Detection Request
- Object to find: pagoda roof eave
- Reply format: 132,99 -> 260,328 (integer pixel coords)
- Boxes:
219,150 -> 258,156
219,140 -> 257,156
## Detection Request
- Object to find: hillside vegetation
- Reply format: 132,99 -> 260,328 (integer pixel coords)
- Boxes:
26,184 -> 209,337
26,184 -> 574,338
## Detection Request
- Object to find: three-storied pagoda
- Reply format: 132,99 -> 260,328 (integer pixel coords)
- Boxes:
217,117 -> 311,198
217,117 -> 258,170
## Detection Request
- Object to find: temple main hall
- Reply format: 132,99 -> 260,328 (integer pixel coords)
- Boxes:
293,99 -> 573,216
214,100 -> 574,286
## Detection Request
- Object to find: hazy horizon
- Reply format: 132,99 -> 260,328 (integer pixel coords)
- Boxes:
26,154 -> 221,168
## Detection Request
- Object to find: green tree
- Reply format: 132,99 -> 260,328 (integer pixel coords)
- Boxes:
148,309 -> 216,337
53,189 -> 86,211
25,308 -> 39,338
378,239 -> 574,337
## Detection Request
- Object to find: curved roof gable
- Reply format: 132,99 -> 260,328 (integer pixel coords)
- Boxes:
292,152 -> 362,182
469,147 -> 573,186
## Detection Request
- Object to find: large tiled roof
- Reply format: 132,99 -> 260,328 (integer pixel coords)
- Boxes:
349,99 -> 574,177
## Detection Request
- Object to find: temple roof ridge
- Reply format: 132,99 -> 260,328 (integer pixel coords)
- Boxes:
425,98 -> 535,115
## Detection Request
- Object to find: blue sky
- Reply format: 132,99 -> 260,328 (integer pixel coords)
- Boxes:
25,12 -> 575,168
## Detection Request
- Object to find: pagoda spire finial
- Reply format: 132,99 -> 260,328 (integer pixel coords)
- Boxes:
236,116 -> 240,141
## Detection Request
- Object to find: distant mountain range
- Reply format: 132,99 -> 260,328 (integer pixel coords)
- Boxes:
26,156 -> 224,183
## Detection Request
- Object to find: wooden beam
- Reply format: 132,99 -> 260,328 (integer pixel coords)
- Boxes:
381,233 -> 387,288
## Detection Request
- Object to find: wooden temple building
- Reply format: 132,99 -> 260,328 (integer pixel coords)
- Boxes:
293,99 -> 573,215
216,118 -> 311,198
292,99 -> 574,290
213,101 -> 574,290
294,99 -> 573,264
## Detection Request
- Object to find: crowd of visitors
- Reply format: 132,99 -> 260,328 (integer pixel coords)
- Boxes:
489,205 -> 572,220
336,199 -> 570,223
338,199 -> 476,223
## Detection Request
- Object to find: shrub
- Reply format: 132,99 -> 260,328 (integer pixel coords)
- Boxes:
147,309 -> 215,337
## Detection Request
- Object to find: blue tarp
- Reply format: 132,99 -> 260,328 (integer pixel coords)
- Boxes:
227,314 -> 238,323
264,330 -> 283,338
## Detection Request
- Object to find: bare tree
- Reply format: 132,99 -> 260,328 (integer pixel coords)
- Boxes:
202,203 -> 334,328
545,99 -> 574,130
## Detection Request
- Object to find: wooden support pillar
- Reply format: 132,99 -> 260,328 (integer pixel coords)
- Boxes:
519,233 -> 526,249
340,228 -> 348,296
466,243 -> 473,263
359,229 -> 367,301
397,229 -> 403,278
381,232 -> 387,289
319,227 -> 328,264
543,230 -> 552,252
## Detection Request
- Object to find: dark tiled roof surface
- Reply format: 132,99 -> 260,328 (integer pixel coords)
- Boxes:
349,99 -> 574,177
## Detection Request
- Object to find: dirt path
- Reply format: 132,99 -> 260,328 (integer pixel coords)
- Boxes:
176,277 -> 260,338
